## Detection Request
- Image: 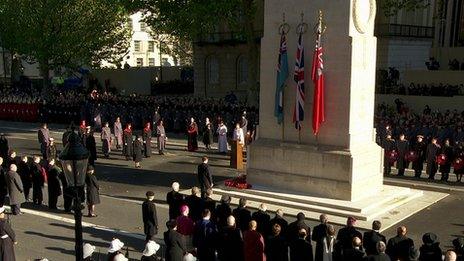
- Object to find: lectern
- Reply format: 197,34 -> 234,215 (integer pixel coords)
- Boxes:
230,140 -> 244,170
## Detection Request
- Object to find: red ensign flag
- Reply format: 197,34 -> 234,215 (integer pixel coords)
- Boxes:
311,46 -> 325,135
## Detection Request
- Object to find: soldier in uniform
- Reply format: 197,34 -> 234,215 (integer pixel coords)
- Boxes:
439,139 -> 454,182
396,134 -> 409,176
383,134 -> 396,176
412,135 -> 427,178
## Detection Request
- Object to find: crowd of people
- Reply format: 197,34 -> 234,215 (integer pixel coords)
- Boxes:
381,83 -> 464,97
375,101 -> 464,181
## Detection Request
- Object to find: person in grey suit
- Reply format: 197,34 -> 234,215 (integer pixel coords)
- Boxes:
5,164 -> 23,215
156,120 -> 167,155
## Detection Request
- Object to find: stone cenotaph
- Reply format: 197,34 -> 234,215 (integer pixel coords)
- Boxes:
212,0 -> 448,229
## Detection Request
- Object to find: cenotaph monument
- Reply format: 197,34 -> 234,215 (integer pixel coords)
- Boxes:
212,0 -> 448,229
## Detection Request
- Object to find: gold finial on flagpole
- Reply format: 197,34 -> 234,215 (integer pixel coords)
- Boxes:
297,12 -> 308,34
279,12 -> 290,35
314,10 -> 327,46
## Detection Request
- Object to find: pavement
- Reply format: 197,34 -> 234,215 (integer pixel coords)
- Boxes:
1,121 -> 464,260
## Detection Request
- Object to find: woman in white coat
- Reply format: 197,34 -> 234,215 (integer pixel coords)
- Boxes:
217,122 -> 228,154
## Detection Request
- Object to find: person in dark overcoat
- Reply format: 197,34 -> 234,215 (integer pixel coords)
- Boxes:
133,136 -> 143,168
396,134 -> 409,176
85,127 -> 97,166
166,182 -> 184,220
123,124 -> 133,161
386,226 -> 414,261
5,164 -> 23,215
17,156 -> 31,202
85,166 -> 100,217
0,206 -> 17,261
266,223 -> 288,261
412,135 -> 427,178
426,138 -> 440,180
233,198 -> 252,232
270,209 -> 289,236
383,135 -> 396,176
59,168 -> 73,213
218,215 -> 244,261
363,220 -> 387,256
164,220 -> 187,261
336,216 -> 363,254
418,233 -> 442,261
47,159 -> 62,210
454,142 -> 464,182
197,156 -> 213,198
38,123 -> 50,160
216,195 -> 232,230
201,188 -> 216,218
202,118 -> 213,150
342,237 -> 365,261
142,191 -> 158,242
439,139 -> 454,182
290,228 -> 314,261
143,122 -> 152,158
252,203 -> 271,237
313,214 -> 329,261
287,212 -> 311,243
31,156 -> 44,206
193,209 -> 218,261
185,187 -> 202,222
0,159 -> 6,207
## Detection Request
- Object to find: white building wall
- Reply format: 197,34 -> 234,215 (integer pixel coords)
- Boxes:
377,38 -> 432,71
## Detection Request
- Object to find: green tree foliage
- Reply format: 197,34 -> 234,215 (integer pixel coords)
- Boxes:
380,0 -> 430,17
0,0 -> 131,85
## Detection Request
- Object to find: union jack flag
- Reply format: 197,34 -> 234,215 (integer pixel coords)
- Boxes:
293,33 -> 305,130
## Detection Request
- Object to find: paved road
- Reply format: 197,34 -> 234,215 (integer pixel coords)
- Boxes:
1,121 -> 464,260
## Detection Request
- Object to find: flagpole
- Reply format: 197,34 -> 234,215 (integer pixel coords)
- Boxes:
282,89 -> 285,141
279,13 -> 289,142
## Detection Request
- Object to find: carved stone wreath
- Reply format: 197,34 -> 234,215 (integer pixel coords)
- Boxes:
353,0 -> 376,34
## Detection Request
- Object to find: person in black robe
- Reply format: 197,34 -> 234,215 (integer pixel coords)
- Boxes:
412,135 -> 427,178
439,139 -> 454,182
0,134 -> 9,160
17,156 -> 32,202
142,191 -> 158,242
85,166 -> 100,217
252,204 -> 271,237
166,182 -> 184,220
386,226 -> 414,261
233,198 -> 252,232
133,136 -> 143,168
266,223 -> 288,261
395,134 -> 409,176
383,135 -> 396,176
290,228 -> 313,261
0,206 -> 16,261
312,214 -> 329,261
143,122 -> 152,158
187,118 -> 198,152
426,138 -> 440,180
216,195 -> 232,230
197,156 -> 213,198
202,118 -> 213,150
217,215 -> 244,261
164,220 -> 187,261
123,124 -> 133,161
85,127 -> 97,166
363,220 -> 387,256
287,212 -> 311,244
31,156 -> 44,206
47,159 -> 62,210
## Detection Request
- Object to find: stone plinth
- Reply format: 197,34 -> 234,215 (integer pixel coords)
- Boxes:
249,0 -> 382,201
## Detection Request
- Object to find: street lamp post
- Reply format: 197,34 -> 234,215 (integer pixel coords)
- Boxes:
59,129 -> 89,261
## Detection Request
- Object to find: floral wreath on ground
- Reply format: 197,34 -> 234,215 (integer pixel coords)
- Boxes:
224,174 -> 252,189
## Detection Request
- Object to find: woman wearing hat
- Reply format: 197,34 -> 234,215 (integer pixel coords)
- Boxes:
85,166 -> 100,217
0,206 -> 17,261
141,240 -> 162,261
107,238 -> 125,261
83,243 -> 96,261
133,135 -> 143,169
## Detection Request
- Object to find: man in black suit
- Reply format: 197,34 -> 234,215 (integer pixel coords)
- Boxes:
337,216 -> 363,252
426,138 -> 440,180
289,228 -> 313,261
270,209 -> 288,236
201,188 -> 216,217
164,220 -> 187,261
386,226 -> 414,261
363,220 -> 387,255
232,198 -> 252,232
197,156 -> 213,198
166,182 -> 184,220
142,191 -> 158,242
396,134 -> 409,176
312,214 -> 329,261
185,187 -> 203,222
287,212 -> 311,243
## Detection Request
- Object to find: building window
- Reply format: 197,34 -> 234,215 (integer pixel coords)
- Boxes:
206,56 -> 219,84
140,22 -> 147,32
237,55 -> 248,84
148,41 -> 155,52
136,58 -> 143,67
149,58 -> 155,66
134,41 -> 141,52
